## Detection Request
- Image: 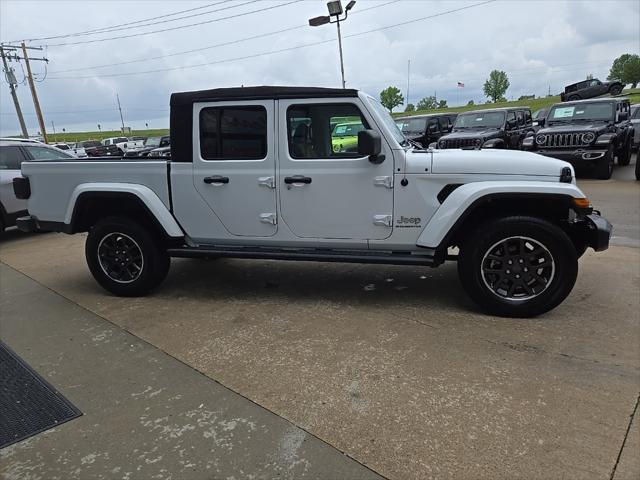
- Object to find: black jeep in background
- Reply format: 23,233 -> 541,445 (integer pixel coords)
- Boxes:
395,113 -> 457,148
523,98 -> 634,179
437,107 -> 533,150
560,78 -> 624,102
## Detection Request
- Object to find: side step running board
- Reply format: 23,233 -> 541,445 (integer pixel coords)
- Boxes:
167,246 -> 438,266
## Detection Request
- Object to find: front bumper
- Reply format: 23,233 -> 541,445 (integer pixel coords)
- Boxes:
576,213 -> 612,252
535,148 -> 608,165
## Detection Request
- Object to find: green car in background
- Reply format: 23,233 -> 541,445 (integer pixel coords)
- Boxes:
332,121 -> 365,153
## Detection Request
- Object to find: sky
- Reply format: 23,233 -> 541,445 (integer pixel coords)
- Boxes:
0,0 -> 638,137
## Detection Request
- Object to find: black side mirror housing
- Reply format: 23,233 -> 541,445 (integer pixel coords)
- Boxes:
358,130 -> 385,164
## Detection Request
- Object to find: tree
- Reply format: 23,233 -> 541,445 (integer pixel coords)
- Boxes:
467,100 -> 475,106
416,95 -> 437,111
405,103 -> 415,112
608,54 -> 640,87
483,70 -> 510,103
437,99 -> 448,109
379,86 -> 404,112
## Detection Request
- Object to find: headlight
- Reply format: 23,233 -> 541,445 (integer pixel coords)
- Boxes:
439,140 -> 446,148
582,132 -> 595,144
535,134 -> 546,145
474,138 -> 482,146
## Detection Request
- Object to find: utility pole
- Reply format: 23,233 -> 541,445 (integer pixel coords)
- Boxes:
0,46 -> 28,138
116,93 -> 125,133
406,59 -> 411,108
21,42 -> 48,143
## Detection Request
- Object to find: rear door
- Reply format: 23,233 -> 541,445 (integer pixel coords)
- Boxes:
193,100 -> 277,237
278,98 -> 394,241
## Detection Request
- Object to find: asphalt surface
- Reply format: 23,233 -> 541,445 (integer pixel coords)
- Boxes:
0,156 -> 638,479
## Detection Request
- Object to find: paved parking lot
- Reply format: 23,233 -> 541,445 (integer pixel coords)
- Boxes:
1,159 -> 639,479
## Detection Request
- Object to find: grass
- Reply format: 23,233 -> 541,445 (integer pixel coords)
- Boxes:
394,88 -> 640,117
45,128 -> 169,143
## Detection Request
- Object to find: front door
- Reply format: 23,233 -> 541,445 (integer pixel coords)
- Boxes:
193,100 -> 277,237
278,98 -> 394,241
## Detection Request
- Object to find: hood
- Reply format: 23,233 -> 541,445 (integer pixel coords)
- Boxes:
444,128 -> 502,140
539,122 -> 609,134
405,148 -> 572,177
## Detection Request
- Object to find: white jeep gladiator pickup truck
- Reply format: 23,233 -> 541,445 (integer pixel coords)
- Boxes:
13,86 -> 612,317
101,136 -> 145,155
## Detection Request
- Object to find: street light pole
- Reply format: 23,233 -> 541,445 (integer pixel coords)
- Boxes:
335,16 -> 346,89
309,1 -> 356,89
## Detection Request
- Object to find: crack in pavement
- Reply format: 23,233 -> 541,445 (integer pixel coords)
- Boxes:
609,392 -> 640,480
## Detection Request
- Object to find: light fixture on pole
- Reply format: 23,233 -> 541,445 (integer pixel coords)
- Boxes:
309,0 -> 356,89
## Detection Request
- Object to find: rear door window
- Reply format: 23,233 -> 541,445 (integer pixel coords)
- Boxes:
0,146 -> 26,170
200,106 -> 267,160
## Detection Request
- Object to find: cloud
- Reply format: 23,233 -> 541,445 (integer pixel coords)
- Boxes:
1,0 -> 638,135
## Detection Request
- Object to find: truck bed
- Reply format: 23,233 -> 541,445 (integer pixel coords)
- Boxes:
20,159 -> 171,226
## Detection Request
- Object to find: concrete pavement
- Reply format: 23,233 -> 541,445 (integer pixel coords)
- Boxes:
0,264 -> 383,480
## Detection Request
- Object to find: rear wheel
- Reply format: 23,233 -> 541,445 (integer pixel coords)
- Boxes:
86,216 -> 170,296
567,94 -> 580,101
595,145 -> 614,179
458,216 -> 578,317
617,138 -> 631,166
609,84 -> 623,96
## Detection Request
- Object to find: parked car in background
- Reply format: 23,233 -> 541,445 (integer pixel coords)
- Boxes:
630,104 -> 640,152
148,146 -> 171,158
523,98 -> 634,179
437,107 -> 533,149
74,140 -> 118,157
124,135 -> 170,157
331,121 -> 365,153
560,78 -> 624,102
0,139 -> 74,232
396,113 -> 457,148
101,136 -> 145,155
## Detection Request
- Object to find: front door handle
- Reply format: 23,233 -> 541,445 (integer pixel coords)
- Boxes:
203,175 -> 229,185
284,175 -> 312,185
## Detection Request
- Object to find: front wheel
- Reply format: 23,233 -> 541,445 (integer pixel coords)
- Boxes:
458,216 -> 578,317
86,216 -> 170,296
609,85 -> 623,96
595,145 -> 614,179
617,138 -> 631,166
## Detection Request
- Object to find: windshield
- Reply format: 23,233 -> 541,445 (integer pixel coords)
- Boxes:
548,103 -> 614,122
365,96 -> 406,145
454,111 -> 505,129
398,117 -> 427,133
145,136 -> 161,147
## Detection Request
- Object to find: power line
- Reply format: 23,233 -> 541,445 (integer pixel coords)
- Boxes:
49,0 -> 402,75
48,0 -> 497,80
45,0 -> 304,47
3,1 -> 234,43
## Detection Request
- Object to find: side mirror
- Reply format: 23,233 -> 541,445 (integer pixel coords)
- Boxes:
358,130 -> 385,164
428,124 -> 438,133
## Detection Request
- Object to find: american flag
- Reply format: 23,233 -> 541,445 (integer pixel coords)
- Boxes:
457,82 -> 465,88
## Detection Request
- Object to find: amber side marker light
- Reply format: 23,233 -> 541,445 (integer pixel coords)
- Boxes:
573,198 -> 591,209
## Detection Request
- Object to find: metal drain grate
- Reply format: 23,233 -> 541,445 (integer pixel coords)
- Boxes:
0,341 -> 82,449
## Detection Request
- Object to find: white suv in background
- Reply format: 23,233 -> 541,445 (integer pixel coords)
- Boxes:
0,139 -> 74,232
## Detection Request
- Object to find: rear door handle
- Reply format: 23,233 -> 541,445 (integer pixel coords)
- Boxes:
284,175 -> 312,185
203,175 -> 229,185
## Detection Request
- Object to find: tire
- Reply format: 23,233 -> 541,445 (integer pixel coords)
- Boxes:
609,84 -> 623,96
457,216 -> 578,317
117,148 -> 125,156
567,94 -> 580,101
595,145 -> 614,179
85,216 -> 170,296
635,154 -> 640,181
617,138 -> 631,166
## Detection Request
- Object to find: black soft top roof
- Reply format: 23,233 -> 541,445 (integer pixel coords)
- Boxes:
171,85 -> 358,106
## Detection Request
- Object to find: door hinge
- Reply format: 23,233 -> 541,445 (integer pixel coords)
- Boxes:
374,176 -> 393,188
259,213 -> 277,225
258,176 -> 276,189
373,214 -> 392,227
